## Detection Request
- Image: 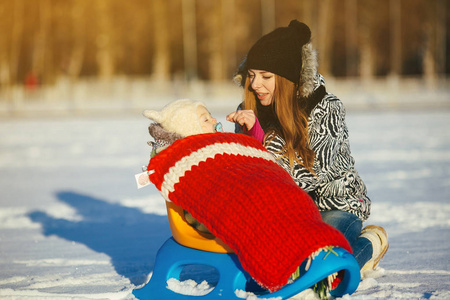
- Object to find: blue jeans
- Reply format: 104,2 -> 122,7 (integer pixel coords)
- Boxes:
320,210 -> 373,269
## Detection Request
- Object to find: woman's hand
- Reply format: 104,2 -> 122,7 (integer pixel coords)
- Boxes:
226,110 -> 256,131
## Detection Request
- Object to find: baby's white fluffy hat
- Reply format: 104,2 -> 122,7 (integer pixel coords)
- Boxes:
143,99 -> 206,137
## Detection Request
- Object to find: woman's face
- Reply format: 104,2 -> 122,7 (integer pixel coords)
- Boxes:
248,69 -> 276,106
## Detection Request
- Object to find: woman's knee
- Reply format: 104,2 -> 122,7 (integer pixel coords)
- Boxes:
320,210 -> 362,243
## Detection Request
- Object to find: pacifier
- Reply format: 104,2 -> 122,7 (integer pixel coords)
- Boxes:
214,122 -> 223,133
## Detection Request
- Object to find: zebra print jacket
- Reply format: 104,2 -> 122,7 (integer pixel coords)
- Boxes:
264,75 -> 371,221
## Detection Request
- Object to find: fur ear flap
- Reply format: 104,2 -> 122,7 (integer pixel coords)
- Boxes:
233,55 -> 248,87
148,123 -> 183,144
143,110 -> 162,123
300,42 -> 318,98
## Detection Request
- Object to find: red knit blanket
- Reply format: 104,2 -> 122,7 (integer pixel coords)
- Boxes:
147,133 -> 351,292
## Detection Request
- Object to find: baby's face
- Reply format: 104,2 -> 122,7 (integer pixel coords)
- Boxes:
197,106 -> 218,133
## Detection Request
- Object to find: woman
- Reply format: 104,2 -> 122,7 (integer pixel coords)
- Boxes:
227,20 -> 388,277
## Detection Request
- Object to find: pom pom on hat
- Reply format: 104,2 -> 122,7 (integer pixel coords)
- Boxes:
143,99 -> 206,137
288,19 -> 311,47
244,20 -> 311,84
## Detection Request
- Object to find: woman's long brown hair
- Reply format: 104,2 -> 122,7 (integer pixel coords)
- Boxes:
244,75 -> 315,172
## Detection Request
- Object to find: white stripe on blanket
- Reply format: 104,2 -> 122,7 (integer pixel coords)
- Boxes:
159,142 -> 276,202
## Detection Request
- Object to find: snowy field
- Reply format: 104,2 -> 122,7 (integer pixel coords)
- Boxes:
0,104 -> 449,299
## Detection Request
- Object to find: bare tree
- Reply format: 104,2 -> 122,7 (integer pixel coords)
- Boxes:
316,0 -> 334,77
95,0 -> 115,80
359,0 -> 377,82
389,0 -> 402,79
10,0 -> 24,86
422,0 -> 446,88
182,0 -> 197,80
234,0 -> 261,65
345,0 -> 358,77
222,0 -> 236,79
301,0 -> 317,36
435,0 -> 447,76
152,0 -> 171,81
198,0 -> 224,81
261,0 -> 276,34
67,0 -> 87,81
0,0 -> 13,89
32,0 -> 52,84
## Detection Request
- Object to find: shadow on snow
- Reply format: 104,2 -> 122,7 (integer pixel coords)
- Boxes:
28,190 -> 170,285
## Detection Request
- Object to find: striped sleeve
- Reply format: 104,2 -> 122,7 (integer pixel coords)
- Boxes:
264,133 -> 319,192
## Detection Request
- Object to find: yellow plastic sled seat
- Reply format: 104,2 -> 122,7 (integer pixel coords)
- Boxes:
165,201 -> 233,253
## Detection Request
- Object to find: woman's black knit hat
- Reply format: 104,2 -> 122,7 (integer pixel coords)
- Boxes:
245,20 -> 311,84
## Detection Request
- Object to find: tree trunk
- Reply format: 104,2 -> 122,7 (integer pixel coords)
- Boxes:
261,0 -> 276,34
423,0 -> 445,88
10,0 -> 24,85
0,0 -> 12,88
389,0 -> 402,78
207,1 -> 223,82
152,0 -> 170,81
182,0 -> 197,81
435,0 -> 446,76
359,1 -> 376,82
68,0 -> 87,81
360,39 -> 374,81
302,0 -> 317,36
317,0 -> 334,77
222,0 -> 236,79
96,0 -> 115,80
423,23 -> 437,88
345,0 -> 358,77
33,0 -> 52,84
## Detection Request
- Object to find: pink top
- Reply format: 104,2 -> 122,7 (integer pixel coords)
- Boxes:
243,117 -> 265,143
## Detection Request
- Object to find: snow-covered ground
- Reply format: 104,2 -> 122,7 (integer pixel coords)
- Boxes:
0,104 -> 449,299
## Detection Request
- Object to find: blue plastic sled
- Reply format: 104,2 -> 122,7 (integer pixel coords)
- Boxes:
133,237 -> 360,299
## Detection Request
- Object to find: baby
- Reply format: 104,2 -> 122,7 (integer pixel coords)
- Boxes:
143,99 -> 222,233
143,99 -> 222,156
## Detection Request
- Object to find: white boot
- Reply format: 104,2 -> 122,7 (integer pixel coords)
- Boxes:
360,225 -> 389,278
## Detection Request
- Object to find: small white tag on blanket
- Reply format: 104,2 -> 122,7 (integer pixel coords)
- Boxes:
135,170 -> 154,189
